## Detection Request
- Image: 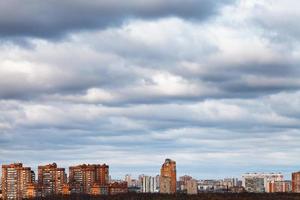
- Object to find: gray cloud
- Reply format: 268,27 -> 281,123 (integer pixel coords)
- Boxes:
0,0 -> 233,39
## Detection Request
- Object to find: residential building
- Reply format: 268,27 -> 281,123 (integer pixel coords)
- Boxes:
198,179 -> 224,192
109,182 -> 128,195
186,179 -> 198,194
125,174 -> 132,187
38,163 -> 67,197
90,183 -> 109,195
292,171 -> 300,193
69,164 -> 109,194
242,173 -> 284,193
142,176 -> 157,193
160,159 -> 176,194
269,181 -> 292,193
1,163 -> 35,200
223,178 -> 239,189
178,175 -> 193,191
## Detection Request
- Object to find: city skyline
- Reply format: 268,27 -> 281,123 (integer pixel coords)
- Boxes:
0,161 -> 298,182
1,0 -> 300,180
2,159 -> 300,199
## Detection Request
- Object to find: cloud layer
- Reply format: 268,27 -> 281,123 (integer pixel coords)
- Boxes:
0,0 -> 300,179
0,0 -> 233,38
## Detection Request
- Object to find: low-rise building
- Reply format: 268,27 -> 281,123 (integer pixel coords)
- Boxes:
186,179 -> 198,194
269,181 -> 292,193
109,182 -> 128,195
91,183 -> 109,195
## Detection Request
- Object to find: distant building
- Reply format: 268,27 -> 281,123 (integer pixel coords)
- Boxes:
138,174 -> 145,191
90,183 -> 109,195
1,163 -> 35,200
179,175 -> 193,191
160,159 -> 176,194
142,176 -> 157,193
292,172 -> 300,193
38,163 -> 67,196
69,164 -> 109,194
223,178 -> 239,189
109,182 -> 128,195
198,179 -> 224,192
244,177 -> 265,193
269,181 -> 292,193
125,174 -> 132,187
155,175 -> 160,191
230,186 -> 246,193
186,179 -> 198,194
242,173 -> 284,193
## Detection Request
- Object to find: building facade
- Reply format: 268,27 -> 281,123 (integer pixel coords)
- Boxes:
1,163 -> 35,200
69,164 -> 109,194
38,163 -> 67,197
160,159 -> 176,194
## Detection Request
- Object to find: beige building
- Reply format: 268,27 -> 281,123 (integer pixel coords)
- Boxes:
186,179 -> 198,194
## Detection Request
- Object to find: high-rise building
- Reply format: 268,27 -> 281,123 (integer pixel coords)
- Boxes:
292,172 -> 300,193
1,163 -> 35,200
69,164 -> 109,194
242,173 -> 284,193
160,159 -> 176,194
38,163 -> 67,196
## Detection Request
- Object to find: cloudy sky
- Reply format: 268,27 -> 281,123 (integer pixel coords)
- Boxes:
0,0 -> 300,179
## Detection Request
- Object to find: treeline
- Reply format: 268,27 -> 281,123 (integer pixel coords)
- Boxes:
24,193 -> 300,200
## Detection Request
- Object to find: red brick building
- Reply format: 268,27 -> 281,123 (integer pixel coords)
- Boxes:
160,159 -> 177,194
109,182 -> 128,195
1,163 -> 35,200
38,163 -> 67,197
292,172 -> 300,193
69,164 -> 109,194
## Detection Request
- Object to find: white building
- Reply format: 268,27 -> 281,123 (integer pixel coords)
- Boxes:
142,176 -> 157,193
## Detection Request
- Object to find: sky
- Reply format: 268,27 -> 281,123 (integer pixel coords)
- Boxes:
0,0 -> 300,180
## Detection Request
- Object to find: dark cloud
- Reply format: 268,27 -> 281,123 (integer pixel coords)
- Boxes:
0,0 -> 233,38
